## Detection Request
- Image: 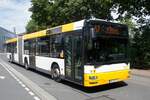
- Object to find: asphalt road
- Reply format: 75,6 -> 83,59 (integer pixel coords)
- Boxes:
1,53 -> 150,100
0,57 -> 39,100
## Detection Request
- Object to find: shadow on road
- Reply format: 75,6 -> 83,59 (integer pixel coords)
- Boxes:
61,80 -> 128,93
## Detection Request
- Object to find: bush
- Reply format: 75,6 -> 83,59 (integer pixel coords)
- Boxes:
130,24 -> 150,69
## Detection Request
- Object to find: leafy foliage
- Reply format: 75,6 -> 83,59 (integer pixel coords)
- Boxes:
26,0 -> 114,32
113,0 -> 150,21
26,0 -> 150,32
131,23 -> 150,68
26,19 -> 39,33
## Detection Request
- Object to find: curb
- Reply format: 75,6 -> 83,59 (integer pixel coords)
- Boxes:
0,60 -> 57,100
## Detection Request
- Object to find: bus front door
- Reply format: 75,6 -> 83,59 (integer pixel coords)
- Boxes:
64,34 -> 83,83
29,39 -> 36,69
73,35 -> 83,83
18,36 -> 23,64
64,35 -> 73,80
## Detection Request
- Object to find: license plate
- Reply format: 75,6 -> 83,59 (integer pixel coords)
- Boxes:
109,79 -> 119,83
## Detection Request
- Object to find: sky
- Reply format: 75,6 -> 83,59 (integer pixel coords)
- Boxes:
0,0 -> 31,34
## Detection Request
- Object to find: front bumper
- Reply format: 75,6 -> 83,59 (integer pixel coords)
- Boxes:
84,69 -> 130,87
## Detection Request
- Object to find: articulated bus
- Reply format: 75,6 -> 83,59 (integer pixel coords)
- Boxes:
5,18 -> 130,87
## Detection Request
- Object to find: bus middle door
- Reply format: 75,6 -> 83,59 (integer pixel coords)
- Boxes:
29,39 -> 36,69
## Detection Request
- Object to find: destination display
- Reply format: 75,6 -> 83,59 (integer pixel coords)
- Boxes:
93,24 -> 128,37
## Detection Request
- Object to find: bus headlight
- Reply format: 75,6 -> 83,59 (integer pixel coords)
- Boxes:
89,76 -> 98,80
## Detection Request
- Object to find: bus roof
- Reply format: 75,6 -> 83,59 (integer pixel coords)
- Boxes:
6,19 -> 85,43
5,18 -> 127,43
5,38 -> 17,44
47,20 -> 85,35
23,30 -> 47,40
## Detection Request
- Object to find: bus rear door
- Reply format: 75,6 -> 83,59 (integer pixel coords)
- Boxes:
29,39 -> 36,69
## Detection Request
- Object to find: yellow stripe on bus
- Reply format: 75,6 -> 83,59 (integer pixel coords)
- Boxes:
62,23 -> 74,32
6,38 -> 17,43
23,30 -> 47,40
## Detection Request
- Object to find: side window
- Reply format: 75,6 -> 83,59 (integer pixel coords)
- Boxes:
50,35 -> 62,58
14,42 -> 17,53
6,43 -> 11,53
6,42 -> 17,53
37,37 -> 50,57
24,40 -> 30,55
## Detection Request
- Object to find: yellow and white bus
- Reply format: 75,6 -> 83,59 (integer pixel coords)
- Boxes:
5,18 -> 130,87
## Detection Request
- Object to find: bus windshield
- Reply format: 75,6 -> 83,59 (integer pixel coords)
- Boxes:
86,37 -> 128,65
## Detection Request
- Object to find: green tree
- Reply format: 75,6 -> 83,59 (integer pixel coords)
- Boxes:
27,0 -> 51,32
113,0 -> 150,20
26,0 -> 114,32
131,23 -> 150,68
26,0 -> 150,32
26,19 -> 39,33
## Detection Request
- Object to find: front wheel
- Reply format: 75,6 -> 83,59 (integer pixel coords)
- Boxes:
52,66 -> 61,82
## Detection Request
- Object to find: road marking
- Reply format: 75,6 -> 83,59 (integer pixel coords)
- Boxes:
29,91 -> 35,96
21,84 -> 26,87
25,87 -> 30,91
34,96 -> 40,100
16,79 -> 20,82
0,62 -> 39,100
19,81 -> 23,84
14,77 -> 18,80
0,76 -> 5,79
0,60 -> 57,100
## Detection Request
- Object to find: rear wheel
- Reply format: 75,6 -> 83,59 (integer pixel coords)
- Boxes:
51,64 -> 61,82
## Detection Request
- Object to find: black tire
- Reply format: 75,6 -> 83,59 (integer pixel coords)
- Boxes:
24,61 -> 29,70
51,64 -> 61,82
